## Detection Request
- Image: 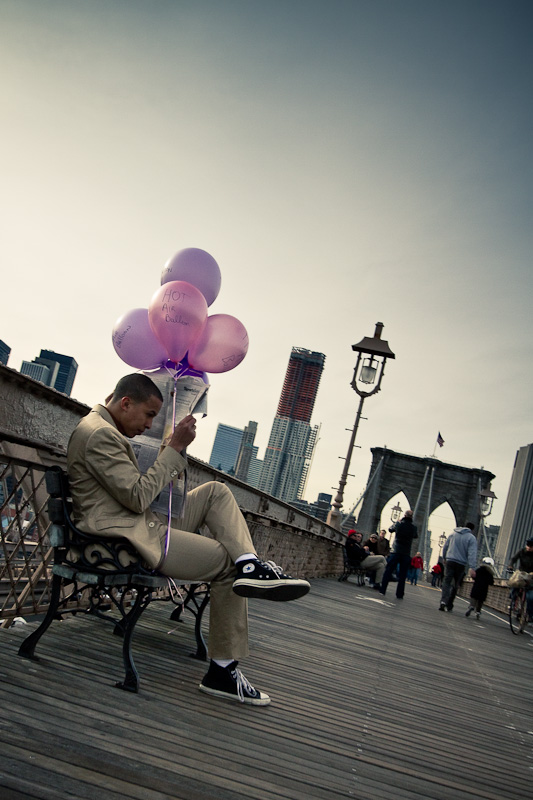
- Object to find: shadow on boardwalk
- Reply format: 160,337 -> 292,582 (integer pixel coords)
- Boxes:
0,578 -> 531,800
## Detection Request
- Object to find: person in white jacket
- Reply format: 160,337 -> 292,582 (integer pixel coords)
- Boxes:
439,523 -> 477,612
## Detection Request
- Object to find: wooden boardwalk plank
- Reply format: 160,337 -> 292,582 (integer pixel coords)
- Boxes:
1,579 -> 532,799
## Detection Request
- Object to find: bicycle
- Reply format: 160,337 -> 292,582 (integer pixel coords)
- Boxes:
509,586 -> 529,635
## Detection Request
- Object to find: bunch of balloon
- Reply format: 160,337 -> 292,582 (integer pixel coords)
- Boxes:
111,247 -> 249,558
111,247 -> 249,379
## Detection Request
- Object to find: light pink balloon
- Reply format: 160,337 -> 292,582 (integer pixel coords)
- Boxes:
187,314 -> 249,374
112,308 -> 169,369
148,280 -> 208,364
161,248 -> 222,306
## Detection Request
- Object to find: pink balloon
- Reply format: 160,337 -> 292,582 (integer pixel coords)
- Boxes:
187,314 -> 249,374
161,248 -> 222,306
148,281 -> 208,364
112,308 -> 168,370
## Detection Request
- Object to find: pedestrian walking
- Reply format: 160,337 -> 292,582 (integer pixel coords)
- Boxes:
439,523 -> 477,612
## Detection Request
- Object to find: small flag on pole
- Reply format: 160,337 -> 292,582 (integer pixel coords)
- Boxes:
437,432 -> 444,448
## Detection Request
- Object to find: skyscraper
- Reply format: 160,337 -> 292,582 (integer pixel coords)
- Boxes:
20,360 -> 54,385
0,340 -> 11,366
494,443 -> 533,568
234,421 -> 258,482
209,423 -> 244,473
258,347 -> 325,503
38,349 -> 78,396
20,350 -> 78,396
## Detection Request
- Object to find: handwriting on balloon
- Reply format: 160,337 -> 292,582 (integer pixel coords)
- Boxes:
162,287 -> 191,303
165,312 -> 189,326
113,325 -> 132,349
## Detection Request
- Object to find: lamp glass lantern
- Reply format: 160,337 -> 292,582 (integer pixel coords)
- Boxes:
479,485 -> 497,518
391,502 -> 402,523
359,357 -> 378,385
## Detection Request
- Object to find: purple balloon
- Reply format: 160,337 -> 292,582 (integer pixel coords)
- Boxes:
112,308 -> 168,370
161,248 -> 222,306
188,314 -> 249,374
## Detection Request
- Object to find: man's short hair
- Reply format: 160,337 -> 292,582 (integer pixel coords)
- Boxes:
111,374 -> 163,404
465,522 -> 475,531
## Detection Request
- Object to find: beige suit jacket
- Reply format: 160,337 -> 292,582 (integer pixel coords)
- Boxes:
66,405 -> 187,568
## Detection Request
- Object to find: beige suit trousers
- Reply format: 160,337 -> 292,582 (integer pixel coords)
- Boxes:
159,481 -> 255,660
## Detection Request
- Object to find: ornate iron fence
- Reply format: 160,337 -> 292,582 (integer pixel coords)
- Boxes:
0,452 -> 55,625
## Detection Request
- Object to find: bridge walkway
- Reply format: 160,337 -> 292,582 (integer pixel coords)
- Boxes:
0,578 -> 531,799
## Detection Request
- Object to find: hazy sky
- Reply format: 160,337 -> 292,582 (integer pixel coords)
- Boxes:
2,0 -> 532,536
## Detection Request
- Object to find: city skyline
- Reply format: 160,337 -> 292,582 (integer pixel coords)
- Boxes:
2,1 -> 532,529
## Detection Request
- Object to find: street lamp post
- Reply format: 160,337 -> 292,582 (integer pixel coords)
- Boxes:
438,532 -> 447,556
327,322 -> 395,531
478,482 -> 497,563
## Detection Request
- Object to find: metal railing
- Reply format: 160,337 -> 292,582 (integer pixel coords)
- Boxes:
0,453 -> 54,625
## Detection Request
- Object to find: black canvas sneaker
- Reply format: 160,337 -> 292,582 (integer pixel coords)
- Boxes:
232,559 -> 310,601
199,661 -> 271,705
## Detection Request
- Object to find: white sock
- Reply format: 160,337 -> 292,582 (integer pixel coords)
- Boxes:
213,658 -> 234,668
235,553 -> 257,564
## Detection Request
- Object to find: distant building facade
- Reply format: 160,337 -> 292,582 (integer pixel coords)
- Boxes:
291,492 -> 332,522
20,349 -> 78,396
478,524 -> 500,564
234,421 -> 258,483
247,448 -> 262,488
38,350 -> 78,396
0,340 -> 10,366
494,443 -> 533,568
258,347 -> 325,503
209,424 -> 243,474
20,360 -> 57,386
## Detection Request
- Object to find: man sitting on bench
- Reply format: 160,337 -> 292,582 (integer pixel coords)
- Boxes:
67,373 -> 310,706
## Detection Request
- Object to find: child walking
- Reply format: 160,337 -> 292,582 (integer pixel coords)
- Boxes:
465,557 -> 495,620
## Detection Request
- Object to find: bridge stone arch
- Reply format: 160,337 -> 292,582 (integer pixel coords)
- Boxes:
356,447 -> 495,539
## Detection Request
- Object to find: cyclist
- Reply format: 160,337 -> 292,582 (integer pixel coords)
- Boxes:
508,537 -> 533,620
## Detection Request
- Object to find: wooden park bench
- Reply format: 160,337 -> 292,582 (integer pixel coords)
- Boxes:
18,465 -> 210,693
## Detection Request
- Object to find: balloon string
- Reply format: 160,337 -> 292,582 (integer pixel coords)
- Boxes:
161,360 -> 186,380
163,372 -> 179,562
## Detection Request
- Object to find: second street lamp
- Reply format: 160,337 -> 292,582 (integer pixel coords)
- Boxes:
327,322 -> 396,531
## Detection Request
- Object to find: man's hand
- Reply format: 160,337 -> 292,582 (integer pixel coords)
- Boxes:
168,415 -> 197,452
469,568 -> 476,579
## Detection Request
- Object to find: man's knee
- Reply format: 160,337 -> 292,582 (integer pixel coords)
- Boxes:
192,480 -> 234,505
206,481 -> 233,502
